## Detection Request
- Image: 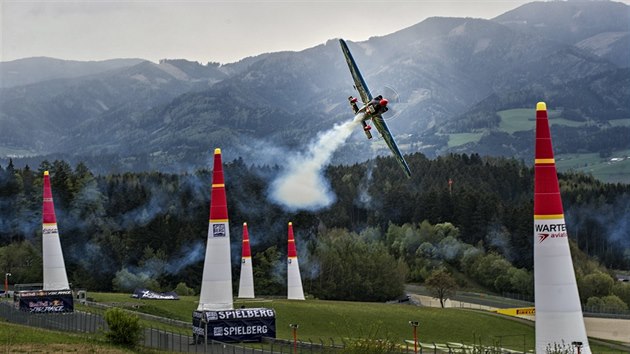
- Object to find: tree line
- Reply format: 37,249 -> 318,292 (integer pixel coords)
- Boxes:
0,153 -> 629,306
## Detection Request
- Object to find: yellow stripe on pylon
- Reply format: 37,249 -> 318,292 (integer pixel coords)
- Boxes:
534,214 -> 564,220
535,158 -> 555,164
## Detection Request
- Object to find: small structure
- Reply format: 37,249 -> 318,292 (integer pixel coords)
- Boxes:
76,289 -> 87,304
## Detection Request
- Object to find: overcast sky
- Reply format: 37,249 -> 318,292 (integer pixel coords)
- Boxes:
2,0 -> 629,64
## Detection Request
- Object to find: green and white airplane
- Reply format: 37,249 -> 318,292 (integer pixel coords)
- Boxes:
339,39 -> 411,178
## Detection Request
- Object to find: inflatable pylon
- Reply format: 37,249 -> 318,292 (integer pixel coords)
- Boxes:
534,102 -> 590,353
198,148 -> 234,311
287,222 -> 305,300
238,222 -> 255,298
42,171 -> 70,291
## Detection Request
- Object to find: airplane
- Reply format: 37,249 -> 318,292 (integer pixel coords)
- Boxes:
339,39 -> 412,178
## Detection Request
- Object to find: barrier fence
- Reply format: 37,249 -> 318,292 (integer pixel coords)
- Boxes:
0,301 -> 105,333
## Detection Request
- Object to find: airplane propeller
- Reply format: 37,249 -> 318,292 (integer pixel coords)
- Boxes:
380,85 -> 404,121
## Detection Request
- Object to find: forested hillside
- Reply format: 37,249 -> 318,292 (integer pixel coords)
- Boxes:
1,154 -> 629,306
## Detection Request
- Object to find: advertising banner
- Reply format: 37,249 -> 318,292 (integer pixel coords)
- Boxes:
132,288 -> 179,300
17,290 -> 74,313
192,308 -> 276,342
496,307 -> 536,316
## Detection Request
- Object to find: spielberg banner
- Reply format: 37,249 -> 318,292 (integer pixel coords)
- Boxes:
18,290 -> 74,313
192,308 -> 276,342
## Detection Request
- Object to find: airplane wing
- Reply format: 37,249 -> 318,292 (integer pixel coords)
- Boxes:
339,39 -> 372,104
372,115 -> 412,178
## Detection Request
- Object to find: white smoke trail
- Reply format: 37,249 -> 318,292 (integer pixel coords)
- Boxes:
269,114 -> 363,211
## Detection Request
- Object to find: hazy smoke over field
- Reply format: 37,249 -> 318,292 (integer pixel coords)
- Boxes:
269,114 -> 362,211
355,161 -> 375,208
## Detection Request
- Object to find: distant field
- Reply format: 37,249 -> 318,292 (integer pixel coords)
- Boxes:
497,108 -> 587,134
443,109 -> 629,183
608,119 -> 630,127
550,117 -> 590,128
498,109 -> 630,183
447,132 -> 484,148
447,108 -> 590,148
497,109 -> 535,134
0,148 -> 36,158
556,150 -> 630,184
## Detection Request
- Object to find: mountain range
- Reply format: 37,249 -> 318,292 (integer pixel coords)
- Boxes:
1,1 -> 628,174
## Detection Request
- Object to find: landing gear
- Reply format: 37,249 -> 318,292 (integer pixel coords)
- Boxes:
348,96 -> 371,139
348,96 -> 359,114
362,121 -> 372,139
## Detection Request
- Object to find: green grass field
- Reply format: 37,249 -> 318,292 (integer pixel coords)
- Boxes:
2,293 -> 625,352
0,320 -> 136,353
84,293 -> 626,352
447,108 -> 585,148
497,109 -> 535,134
608,119 -> 630,127
447,132 -> 484,148
267,300 -> 533,347
88,292 -> 535,350
556,150 -> 630,184
497,108 -> 588,134
443,109 -> 630,183
0,148 -> 36,157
